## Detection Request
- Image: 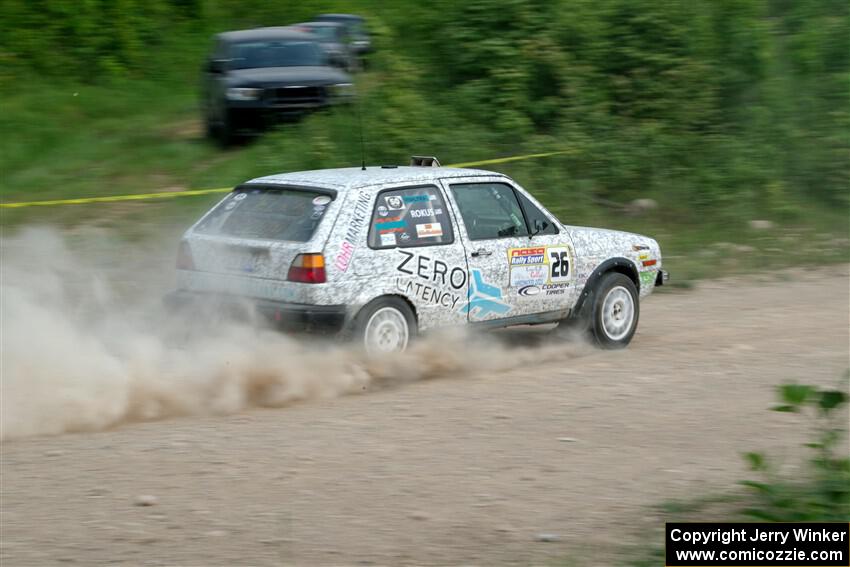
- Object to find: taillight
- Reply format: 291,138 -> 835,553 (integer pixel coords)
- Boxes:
287,254 -> 326,283
177,240 -> 195,270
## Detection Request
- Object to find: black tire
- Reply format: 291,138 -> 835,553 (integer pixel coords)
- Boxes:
560,272 -> 639,349
589,272 -> 639,348
217,114 -> 236,147
349,296 -> 417,355
204,112 -> 218,140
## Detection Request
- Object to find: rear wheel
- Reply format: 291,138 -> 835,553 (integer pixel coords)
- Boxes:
352,297 -> 417,355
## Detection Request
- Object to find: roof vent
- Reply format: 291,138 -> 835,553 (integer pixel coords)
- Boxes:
410,156 -> 441,167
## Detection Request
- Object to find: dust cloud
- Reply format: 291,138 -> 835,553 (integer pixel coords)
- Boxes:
1,227 -> 583,441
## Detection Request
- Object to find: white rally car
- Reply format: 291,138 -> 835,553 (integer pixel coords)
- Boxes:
170,157 -> 667,353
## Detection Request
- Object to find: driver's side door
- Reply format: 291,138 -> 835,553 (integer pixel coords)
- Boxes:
442,177 -> 575,323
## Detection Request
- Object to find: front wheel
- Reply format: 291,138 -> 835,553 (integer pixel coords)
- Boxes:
351,297 -> 417,355
589,272 -> 639,348
560,272 -> 639,348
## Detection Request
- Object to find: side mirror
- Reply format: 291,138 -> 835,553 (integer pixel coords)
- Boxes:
207,59 -> 226,74
532,218 -> 548,236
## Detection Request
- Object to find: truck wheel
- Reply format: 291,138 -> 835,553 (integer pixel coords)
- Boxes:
214,110 -> 239,147
352,297 -> 417,355
217,120 -> 235,147
588,272 -> 639,348
204,113 -> 218,140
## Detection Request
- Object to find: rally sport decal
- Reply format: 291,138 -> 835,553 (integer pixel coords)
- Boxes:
508,245 -> 573,297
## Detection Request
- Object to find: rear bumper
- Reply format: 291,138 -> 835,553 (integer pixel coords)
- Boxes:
165,290 -> 347,334
656,269 -> 670,286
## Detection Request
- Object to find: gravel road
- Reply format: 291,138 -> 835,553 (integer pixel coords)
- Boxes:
2,265 -> 848,566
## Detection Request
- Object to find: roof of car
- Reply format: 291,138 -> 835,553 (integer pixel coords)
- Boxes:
315,14 -> 365,22
246,166 -> 504,190
217,27 -> 315,43
299,21 -> 343,28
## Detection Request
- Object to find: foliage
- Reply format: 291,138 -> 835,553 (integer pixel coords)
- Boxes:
624,376 -> 849,567
0,0 -> 848,225
741,378 -> 850,521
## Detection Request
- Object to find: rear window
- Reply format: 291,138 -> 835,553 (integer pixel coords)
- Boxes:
195,186 -> 334,241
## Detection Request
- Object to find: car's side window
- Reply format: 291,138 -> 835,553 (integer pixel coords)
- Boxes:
368,185 -> 454,249
450,183 -> 530,240
516,191 -> 558,235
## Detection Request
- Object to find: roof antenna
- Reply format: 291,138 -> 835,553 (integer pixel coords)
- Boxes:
357,88 -> 366,170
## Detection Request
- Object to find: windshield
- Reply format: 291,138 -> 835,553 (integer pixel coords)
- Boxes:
303,26 -> 337,42
229,40 -> 324,69
195,187 -> 334,241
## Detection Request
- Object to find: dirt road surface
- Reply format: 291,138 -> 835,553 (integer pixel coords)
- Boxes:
2,266 -> 848,566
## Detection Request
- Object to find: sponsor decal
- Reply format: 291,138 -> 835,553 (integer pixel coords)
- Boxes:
224,201 -> 237,211
395,250 -> 467,309
375,215 -> 402,224
403,195 -> 431,204
400,232 -> 411,242
377,205 -> 389,217
396,250 -> 467,290
334,191 -> 371,273
234,192 -> 247,201
518,285 -> 541,297
542,282 -> 570,296
640,271 -> 655,287
510,264 -> 548,287
459,269 -> 511,320
632,244 -> 649,251
395,278 -> 460,309
377,220 -> 405,231
507,245 -> 573,286
510,247 -> 546,265
409,207 -> 443,218
379,227 -> 404,234
312,195 -> 332,206
380,232 -> 397,247
416,222 -> 443,238
385,195 -> 404,210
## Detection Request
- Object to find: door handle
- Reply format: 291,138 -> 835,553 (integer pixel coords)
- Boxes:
471,248 -> 492,257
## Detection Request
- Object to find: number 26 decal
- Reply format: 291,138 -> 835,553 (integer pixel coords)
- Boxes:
548,247 -> 571,283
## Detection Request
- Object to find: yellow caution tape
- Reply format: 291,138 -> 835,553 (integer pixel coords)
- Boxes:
0,150 -> 571,209
448,150 -> 571,168
0,187 -> 232,209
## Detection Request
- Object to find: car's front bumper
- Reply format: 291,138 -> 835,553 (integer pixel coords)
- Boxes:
164,290 -> 347,334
